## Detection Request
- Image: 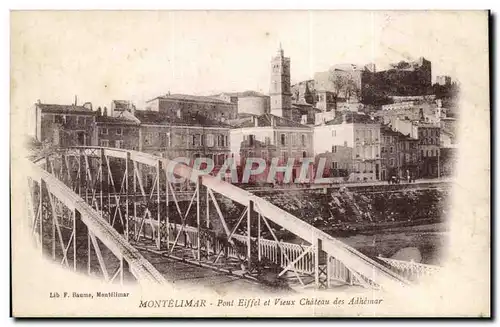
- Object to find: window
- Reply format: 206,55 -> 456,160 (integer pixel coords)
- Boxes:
264,137 -> 271,145
206,134 -> 215,147
160,133 -> 168,147
280,134 -> 286,146
100,139 -> 109,147
249,134 -> 255,146
332,146 -> 337,153
115,140 -> 123,148
390,147 -> 394,154
281,151 -> 288,163
421,150 -> 425,157
381,147 -> 386,153
389,158 -> 395,167
54,115 -> 65,124
116,128 -> 123,136
144,132 -> 153,145
200,134 -> 205,146
301,134 -> 307,147
100,127 -> 108,135
302,151 -> 307,158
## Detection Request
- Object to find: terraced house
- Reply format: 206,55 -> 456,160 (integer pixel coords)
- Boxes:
92,108 -> 140,150
134,110 -> 231,166
230,113 -> 314,184
314,112 -> 381,182
145,93 -> 237,123
32,101 -> 95,147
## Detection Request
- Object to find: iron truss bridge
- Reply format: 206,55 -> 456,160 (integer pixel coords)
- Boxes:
23,146 -> 417,291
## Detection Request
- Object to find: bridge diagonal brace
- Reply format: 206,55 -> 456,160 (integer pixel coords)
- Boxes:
258,208 -> 304,286
213,207 -> 248,264
47,192 -> 70,267
278,245 -> 314,277
60,230 -> 74,266
169,189 -> 198,258
207,188 -> 232,239
88,231 -> 110,281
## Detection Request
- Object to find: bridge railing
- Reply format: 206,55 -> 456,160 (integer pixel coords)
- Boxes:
33,146 -> 410,290
138,220 -> 364,287
377,256 -> 441,281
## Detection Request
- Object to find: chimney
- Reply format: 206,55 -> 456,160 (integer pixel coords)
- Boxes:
103,107 -> 108,117
37,99 -> 41,104
254,116 -> 258,127
74,95 -> 78,106
97,107 -> 102,116
270,115 -> 275,127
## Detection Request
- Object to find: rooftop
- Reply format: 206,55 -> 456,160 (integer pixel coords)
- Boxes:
134,110 -> 231,128
232,113 -> 311,129
96,114 -> 139,125
214,91 -> 269,98
147,93 -> 234,105
325,112 -> 377,125
37,103 -> 94,114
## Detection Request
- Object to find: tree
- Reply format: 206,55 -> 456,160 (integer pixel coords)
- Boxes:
328,72 -> 361,108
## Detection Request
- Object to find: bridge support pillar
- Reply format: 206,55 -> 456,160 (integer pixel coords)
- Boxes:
314,238 -> 329,289
247,200 -> 255,271
74,209 -> 89,273
197,175 -> 202,261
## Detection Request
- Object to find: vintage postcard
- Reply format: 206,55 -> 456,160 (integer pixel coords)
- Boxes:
10,10 -> 490,317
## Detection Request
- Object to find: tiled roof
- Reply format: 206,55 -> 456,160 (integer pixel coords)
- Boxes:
232,113 -> 311,129
325,112 -> 377,125
381,124 -> 418,140
134,110 -> 231,128
37,103 -> 94,114
215,91 -> 268,98
147,93 -> 234,105
96,115 -> 139,125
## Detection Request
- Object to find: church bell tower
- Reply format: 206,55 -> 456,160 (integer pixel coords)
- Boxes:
269,44 -> 292,118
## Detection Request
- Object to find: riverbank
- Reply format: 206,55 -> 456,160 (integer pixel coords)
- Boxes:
335,223 -> 447,265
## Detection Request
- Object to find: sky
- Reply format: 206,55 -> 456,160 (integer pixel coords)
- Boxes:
11,11 -> 488,111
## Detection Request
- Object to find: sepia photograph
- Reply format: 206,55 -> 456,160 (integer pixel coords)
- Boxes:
10,10 -> 490,317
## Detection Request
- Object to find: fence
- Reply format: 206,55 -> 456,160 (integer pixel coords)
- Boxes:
378,256 -> 441,281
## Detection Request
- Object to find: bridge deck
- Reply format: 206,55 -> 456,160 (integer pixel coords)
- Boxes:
133,241 -> 289,295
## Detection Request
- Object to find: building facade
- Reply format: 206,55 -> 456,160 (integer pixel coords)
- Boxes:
314,112 -> 381,182
213,91 -> 270,116
135,110 -> 231,166
33,102 -> 96,147
380,125 -> 400,181
146,94 -> 237,122
92,113 -> 140,150
418,124 -> 441,178
230,113 -> 313,184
